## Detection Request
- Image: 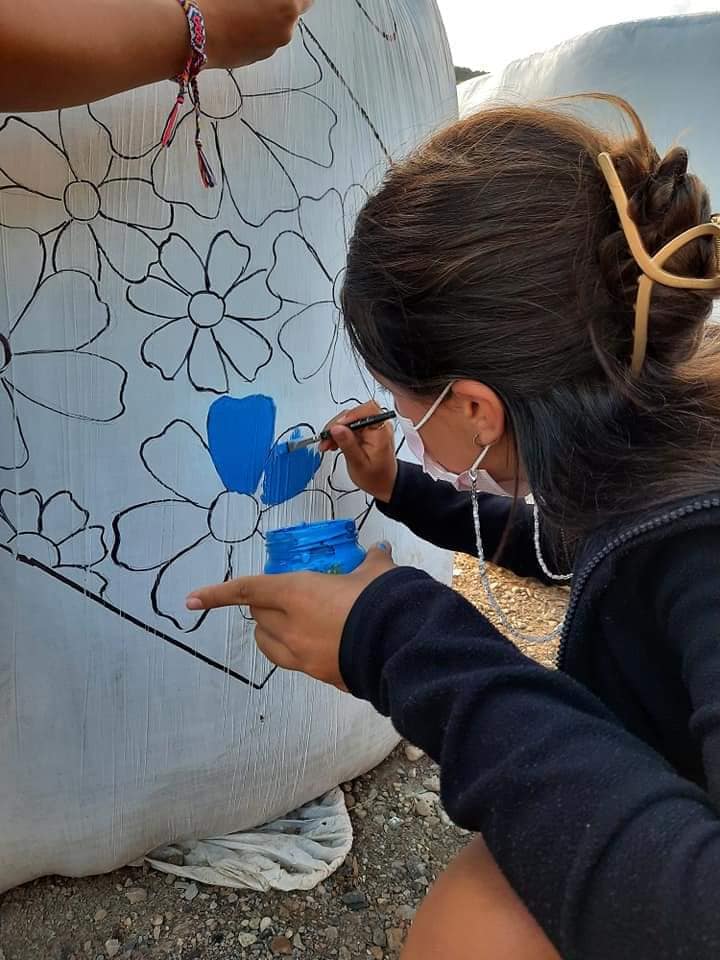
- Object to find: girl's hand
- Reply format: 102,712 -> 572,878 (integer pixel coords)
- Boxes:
320,400 -> 398,504
204,0 -> 314,69
186,543 -> 395,690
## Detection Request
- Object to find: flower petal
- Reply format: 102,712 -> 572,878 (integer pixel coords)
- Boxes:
278,303 -> 336,382
141,318 -> 194,380
0,513 -> 13,543
88,93 -> 161,160
0,489 -> 42,534
13,532 -> 60,567
329,322 -> 374,406
215,320 -> 272,383
198,71 -> 243,121
11,270 -> 109,351
92,218 -> 158,283
98,178 -> 173,231
158,234 -> 206,294
0,380 -> 29,470
206,231 -> 250,296
240,29 -> 321,96
224,270 -> 280,321
58,525 -> 107,567
0,227 -> 44,335
207,395 -> 275,496
128,276 -> 189,320
242,91 -> 336,169
267,231 -> 331,305
187,329 -> 229,394
258,487 -> 334,537
0,186 -> 67,232
223,126 -> 299,226
57,567 -> 108,596
52,220 -> 100,278
297,191 -> 346,282
141,420 -> 223,507
59,107 -> 112,183
0,118 -> 68,198
261,434 -> 321,507
342,184 -> 369,246
113,499 -> 210,572
40,491 -> 89,543
151,114 -> 223,221
153,534 -> 230,631
11,351 -> 126,422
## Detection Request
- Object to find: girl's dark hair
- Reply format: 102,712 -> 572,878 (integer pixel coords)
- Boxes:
341,96 -> 720,541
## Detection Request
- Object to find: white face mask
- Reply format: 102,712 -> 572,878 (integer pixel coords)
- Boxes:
396,382 -> 514,496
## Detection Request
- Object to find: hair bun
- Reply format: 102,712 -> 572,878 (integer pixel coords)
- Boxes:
628,145 -> 691,227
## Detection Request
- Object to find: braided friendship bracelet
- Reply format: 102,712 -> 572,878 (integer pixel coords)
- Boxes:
162,0 -> 216,188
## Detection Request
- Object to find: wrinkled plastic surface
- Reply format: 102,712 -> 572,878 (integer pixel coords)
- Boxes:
0,2 -> 456,891
459,13 -> 720,205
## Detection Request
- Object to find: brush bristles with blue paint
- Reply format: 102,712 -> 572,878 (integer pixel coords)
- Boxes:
284,410 -> 396,452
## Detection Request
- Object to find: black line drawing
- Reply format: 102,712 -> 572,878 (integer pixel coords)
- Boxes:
353,0 -> 399,42
87,27 -> 326,162
299,21 -> 392,163
270,186 -> 375,405
0,227 -> 127,470
0,0 -> 413,691
0,538 -> 274,688
0,113 -> 171,282
112,414 -> 327,633
128,231 -> 280,394
0,488 -> 109,596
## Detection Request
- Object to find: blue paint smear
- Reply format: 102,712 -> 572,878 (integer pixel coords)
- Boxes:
207,395 -> 276,495
262,428 -> 321,507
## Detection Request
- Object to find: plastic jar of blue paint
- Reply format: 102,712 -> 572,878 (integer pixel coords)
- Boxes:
264,519 -> 366,575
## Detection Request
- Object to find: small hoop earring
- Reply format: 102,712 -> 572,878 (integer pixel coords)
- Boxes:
472,434 -> 483,447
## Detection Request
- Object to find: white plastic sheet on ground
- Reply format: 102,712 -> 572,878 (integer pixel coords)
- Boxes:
146,788 -> 353,893
0,2 -> 456,893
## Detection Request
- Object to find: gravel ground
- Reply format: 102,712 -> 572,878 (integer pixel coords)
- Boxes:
0,561 -> 567,960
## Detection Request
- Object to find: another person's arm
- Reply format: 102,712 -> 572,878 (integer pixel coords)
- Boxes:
1,0 -> 311,112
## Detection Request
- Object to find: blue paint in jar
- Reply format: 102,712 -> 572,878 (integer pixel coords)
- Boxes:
264,519 -> 366,575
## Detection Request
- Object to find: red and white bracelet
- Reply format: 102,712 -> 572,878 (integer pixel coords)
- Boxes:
162,0 -> 216,188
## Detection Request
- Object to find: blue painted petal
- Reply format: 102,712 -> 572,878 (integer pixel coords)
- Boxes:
262,429 -> 322,507
207,395 -> 275,495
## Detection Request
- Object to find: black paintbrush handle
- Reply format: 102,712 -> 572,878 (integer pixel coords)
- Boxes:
318,409 -> 396,442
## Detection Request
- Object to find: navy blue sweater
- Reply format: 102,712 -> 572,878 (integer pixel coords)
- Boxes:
340,461 -> 720,960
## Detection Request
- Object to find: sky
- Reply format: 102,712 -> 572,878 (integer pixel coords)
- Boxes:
436,0 -> 716,70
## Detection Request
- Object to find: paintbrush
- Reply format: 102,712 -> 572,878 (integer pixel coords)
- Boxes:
285,410 -> 396,452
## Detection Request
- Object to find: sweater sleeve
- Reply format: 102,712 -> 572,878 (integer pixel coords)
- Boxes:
376,460 -> 551,580
340,566 -> 720,960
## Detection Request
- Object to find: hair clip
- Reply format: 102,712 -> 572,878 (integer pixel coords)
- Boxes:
598,152 -> 720,374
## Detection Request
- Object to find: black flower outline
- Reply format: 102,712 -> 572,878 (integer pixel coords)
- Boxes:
0,488 -> 109,595
0,228 -> 127,471
269,185 -> 375,405
128,231 -> 281,394
0,113 -> 172,282
112,418 -> 332,632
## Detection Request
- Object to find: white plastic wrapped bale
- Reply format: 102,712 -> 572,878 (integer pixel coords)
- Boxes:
459,13 -> 720,202
0,3 -> 456,892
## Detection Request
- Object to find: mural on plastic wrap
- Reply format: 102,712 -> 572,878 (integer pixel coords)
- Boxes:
0,1 -> 455,891
0,6 -> 453,693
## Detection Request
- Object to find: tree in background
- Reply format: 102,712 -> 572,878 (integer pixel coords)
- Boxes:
454,65 -> 488,84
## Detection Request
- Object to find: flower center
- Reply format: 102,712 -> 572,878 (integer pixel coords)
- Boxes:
63,180 -> 101,221
189,291 -> 225,328
208,492 -> 259,543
